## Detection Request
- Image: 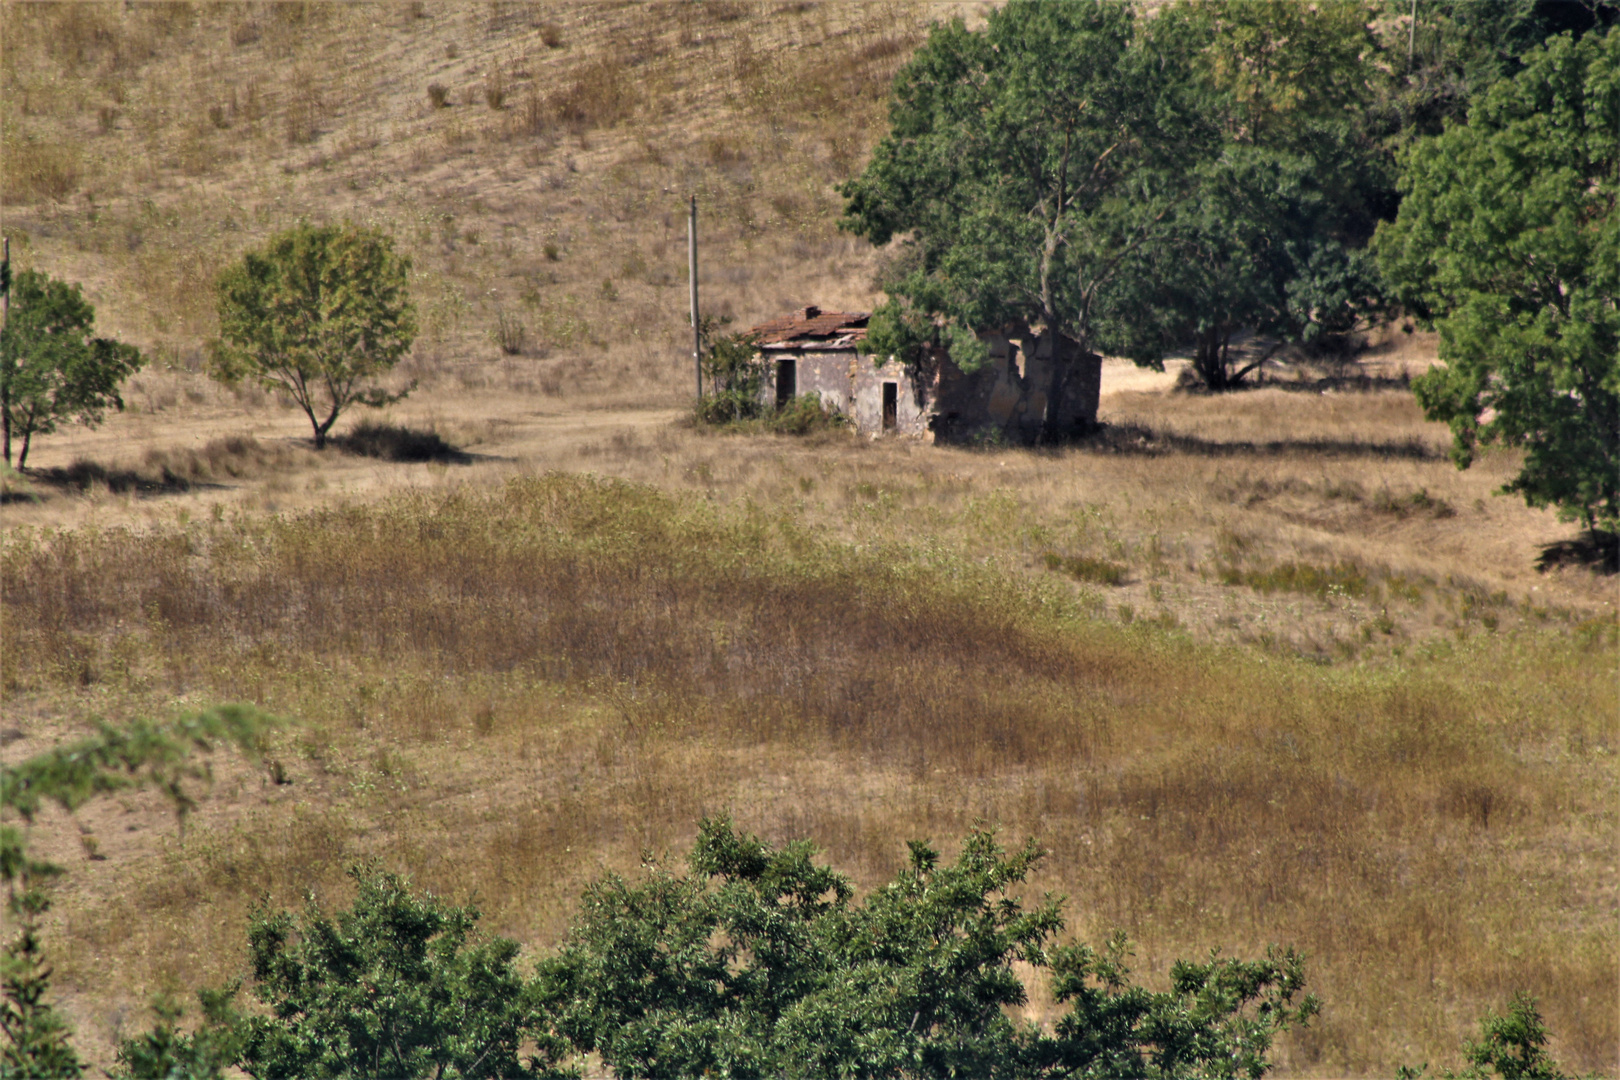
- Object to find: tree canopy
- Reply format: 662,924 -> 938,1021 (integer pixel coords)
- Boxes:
1375,27 -> 1619,531
1098,0 -> 1392,389
0,266 -> 143,469
840,2 -> 1212,384
840,0 -> 1398,394
211,223 -> 416,449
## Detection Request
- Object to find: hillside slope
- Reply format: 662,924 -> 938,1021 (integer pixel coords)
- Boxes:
3,1 -> 958,404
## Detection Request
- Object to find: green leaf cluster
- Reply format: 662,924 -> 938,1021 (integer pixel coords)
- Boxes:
211,223 -> 417,449
1398,992 -> 1595,1080
1375,28 -> 1619,530
111,987 -> 247,1080
0,266 -> 144,469
695,324 -> 767,425
237,867 -> 570,1079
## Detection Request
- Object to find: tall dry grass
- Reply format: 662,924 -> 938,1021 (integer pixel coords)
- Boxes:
2,474 -> 1613,1075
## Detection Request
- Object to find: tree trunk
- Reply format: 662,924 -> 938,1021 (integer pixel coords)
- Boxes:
1193,325 -> 1226,390
313,391 -> 342,451
17,428 -> 32,470
3,399 -> 11,469
314,409 -> 339,450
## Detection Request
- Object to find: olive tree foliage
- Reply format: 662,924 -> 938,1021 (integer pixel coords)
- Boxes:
544,816 -> 1319,1080
0,265 -> 144,469
1,707 -> 279,1079
211,223 -> 416,449
839,1 -> 1214,418
1375,28 -> 1619,531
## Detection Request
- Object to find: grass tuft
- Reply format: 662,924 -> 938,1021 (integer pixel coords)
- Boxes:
1219,560 -> 1369,599
1043,551 -> 1128,586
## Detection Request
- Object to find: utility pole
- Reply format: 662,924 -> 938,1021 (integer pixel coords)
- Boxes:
688,195 -> 701,401
1408,0 -> 1418,71
3,237 -> 10,472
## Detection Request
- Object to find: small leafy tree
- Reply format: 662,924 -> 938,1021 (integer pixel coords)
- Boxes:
239,866 -> 571,1080
694,323 -> 765,425
1398,993 -> 1590,1080
211,223 -> 417,449
1,707 -> 279,1078
0,265 -> 144,468
1375,28 -> 1619,532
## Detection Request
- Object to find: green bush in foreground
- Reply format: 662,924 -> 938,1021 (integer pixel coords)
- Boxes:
103,818 -> 1589,1079
545,818 -> 1319,1079
237,867 -> 570,1080
1397,993 -> 1594,1080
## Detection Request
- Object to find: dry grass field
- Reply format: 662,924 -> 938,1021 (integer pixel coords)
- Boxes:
2,3 -> 1616,1077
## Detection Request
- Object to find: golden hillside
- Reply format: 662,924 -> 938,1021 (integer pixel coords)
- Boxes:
3,1 -> 956,404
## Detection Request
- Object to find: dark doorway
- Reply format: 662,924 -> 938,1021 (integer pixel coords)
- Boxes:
882,382 -> 898,430
776,359 -> 796,407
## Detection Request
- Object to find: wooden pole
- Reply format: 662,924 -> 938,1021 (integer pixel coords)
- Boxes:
1408,0 -> 1417,71
688,195 -> 701,400
2,237 -> 10,470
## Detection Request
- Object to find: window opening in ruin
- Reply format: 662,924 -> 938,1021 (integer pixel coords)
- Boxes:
882,381 -> 898,430
776,358 -> 797,407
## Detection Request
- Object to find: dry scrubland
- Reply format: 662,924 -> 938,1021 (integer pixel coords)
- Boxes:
1,2 -> 1617,1078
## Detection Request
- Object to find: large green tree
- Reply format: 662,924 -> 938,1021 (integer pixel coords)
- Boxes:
1375,28 -> 1619,531
1103,1 -> 1391,390
211,223 -> 416,450
839,1 -> 1214,428
0,266 -> 144,469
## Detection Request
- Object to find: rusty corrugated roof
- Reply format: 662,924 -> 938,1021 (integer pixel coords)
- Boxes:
747,305 -> 869,346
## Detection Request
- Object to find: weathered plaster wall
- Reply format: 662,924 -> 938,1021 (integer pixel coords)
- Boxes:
852,354 -> 933,436
930,330 -> 1100,444
756,335 -> 1099,444
761,350 -> 858,412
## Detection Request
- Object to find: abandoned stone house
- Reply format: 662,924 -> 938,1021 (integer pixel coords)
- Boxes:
746,305 -> 1102,444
